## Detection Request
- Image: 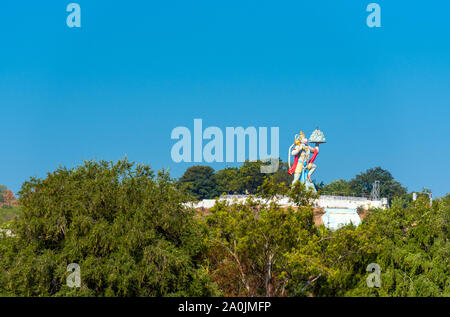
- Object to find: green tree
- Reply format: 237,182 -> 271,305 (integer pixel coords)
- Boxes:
256,176 -> 289,201
350,167 -> 407,201
238,161 -> 266,194
321,179 -> 353,196
271,160 -> 294,187
178,166 -> 218,200
0,159 -> 218,296
204,199 -> 322,296
312,194 -> 449,297
287,181 -> 319,208
178,159 -> 294,197
342,194 -> 449,297
202,173 -> 449,297
214,167 -> 242,195
203,181 -> 328,297
0,206 -> 21,224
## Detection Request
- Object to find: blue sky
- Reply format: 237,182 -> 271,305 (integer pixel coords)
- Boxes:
0,1 -> 449,197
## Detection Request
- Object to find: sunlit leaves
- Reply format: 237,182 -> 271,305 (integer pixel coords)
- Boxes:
0,159 -> 217,296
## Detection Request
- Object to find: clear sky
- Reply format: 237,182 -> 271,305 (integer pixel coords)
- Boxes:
0,1 -> 449,197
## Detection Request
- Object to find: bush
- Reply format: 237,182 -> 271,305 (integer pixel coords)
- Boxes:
0,206 -> 20,224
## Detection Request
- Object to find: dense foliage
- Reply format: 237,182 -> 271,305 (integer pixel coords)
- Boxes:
0,160 -> 218,296
0,206 -> 20,224
343,195 -> 449,296
178,166 -> 219,200
179,160 -> 293,199
321,167 -> 407,201
0,160 -> 448,297
202,181 -> 449,297
203,181 -> 323,296
179,164 -> 406,203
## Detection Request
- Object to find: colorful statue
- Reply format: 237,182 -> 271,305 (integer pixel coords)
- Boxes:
288,128 -> 326,192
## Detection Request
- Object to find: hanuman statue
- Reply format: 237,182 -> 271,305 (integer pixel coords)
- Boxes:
288,128 -> 326,192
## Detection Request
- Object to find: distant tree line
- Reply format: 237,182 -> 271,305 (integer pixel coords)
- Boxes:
177,162 -> 407,202
321,167 -> 407,202
177,160 -> 293,200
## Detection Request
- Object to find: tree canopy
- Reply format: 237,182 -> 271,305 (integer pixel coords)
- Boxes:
321,167 -> 407,201
350,167 -> 407,200
179,164 -> 407,203
1,160 -> 447,297
178,165 -> 219,200
201,183 -> 449,297
0,159 -> 218,296
178,160 -> 293,199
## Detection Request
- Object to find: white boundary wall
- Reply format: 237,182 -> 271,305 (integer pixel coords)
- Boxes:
190,195 -> 388,210
318,195 -> 387,210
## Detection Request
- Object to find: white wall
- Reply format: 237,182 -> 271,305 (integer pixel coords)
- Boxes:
317,195 -> 386,210
190,195 -> 388,210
